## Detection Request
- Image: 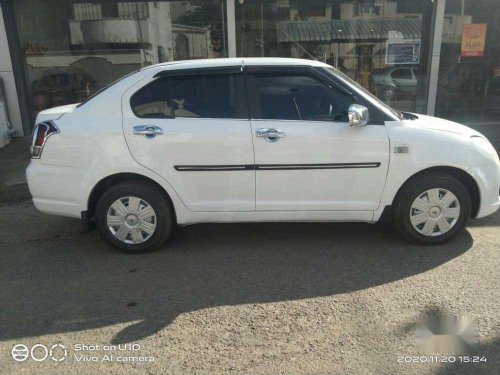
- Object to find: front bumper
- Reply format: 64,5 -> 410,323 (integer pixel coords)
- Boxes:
472,163 -> 500,218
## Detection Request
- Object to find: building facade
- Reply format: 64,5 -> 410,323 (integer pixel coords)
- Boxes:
0,0 -> 499,147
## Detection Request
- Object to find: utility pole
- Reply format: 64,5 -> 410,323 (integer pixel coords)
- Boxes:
221,0 -> 227,57
226,0 -> 236,57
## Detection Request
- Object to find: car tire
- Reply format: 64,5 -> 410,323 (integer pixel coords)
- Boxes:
393,173 -> 471,245
95,181 -> 174,253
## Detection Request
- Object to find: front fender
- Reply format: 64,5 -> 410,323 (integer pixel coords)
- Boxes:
374,120 -> 478,220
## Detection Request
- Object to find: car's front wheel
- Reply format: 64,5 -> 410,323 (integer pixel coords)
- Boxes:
393,173 -> 471,245
95,181 -> 174,253
382,85 -> 396,100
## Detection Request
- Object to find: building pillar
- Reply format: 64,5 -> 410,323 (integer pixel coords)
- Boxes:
427,0 -> 446,116
226,0 -> 236,58
0,5 -> 23,137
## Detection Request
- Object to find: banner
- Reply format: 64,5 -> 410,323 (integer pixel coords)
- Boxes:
461,23 -> 487,57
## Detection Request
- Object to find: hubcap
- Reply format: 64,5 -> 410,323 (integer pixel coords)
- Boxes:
106,197 -> 157,244
410,188 -> 461,237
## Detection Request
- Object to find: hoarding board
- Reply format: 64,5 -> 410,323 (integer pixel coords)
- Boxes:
461,23 -> 487,57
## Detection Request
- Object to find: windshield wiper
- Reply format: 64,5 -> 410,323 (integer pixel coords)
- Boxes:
400,111 -> 418,120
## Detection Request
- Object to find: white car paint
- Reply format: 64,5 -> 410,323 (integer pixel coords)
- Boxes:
35,103 -> 79,123
26,58 -> 499,229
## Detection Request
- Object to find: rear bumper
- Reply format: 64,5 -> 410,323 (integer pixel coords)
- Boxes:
473,163 -> 500,218
26,160 -> 98,219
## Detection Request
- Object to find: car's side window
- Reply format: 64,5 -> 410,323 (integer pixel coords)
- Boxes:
130,78 -> 172,118
248,73 -> 354,122
171,74 -> 247,119
391,69 -> 412,79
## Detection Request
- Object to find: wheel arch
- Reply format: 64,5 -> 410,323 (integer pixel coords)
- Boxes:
392,166 -> 481,218
86,172 -> 178,228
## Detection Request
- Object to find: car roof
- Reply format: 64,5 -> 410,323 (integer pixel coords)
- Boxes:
142,57 -> 330,73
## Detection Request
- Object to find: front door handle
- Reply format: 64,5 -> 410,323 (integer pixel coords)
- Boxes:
256,128 -> 286,142
133,125 -> 163,139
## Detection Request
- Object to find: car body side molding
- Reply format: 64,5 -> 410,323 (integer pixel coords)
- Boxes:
174,162 -> 381,172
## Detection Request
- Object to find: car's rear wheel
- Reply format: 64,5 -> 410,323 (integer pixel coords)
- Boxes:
393,173 -> 471,245
95,181 -> 173,253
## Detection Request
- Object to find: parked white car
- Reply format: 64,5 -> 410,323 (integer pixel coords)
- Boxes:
27,58 -> 500,253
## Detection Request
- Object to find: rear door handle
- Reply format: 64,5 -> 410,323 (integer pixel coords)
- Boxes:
133,125 -> 163,139
256,128 -> 286,142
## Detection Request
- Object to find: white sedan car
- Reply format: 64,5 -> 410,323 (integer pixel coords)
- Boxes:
27,58 -> 500,253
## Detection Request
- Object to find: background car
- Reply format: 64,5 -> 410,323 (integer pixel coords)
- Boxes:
370,67 -> 420,100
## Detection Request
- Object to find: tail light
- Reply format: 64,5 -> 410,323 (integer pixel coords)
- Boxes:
30,121 -> 60,159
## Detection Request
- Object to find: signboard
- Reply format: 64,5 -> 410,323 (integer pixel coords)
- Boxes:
461,23 -> 487,57
385,39 -> 421,65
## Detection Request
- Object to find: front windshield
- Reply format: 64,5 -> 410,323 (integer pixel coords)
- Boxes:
323,67 -> 402,120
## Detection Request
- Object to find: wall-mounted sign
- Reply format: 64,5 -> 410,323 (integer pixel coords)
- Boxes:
385,39 -> 421,65
461,23 -> 487,57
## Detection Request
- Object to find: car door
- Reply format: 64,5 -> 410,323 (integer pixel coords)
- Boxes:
122,68 -> 255,212
246,67 -> 389,212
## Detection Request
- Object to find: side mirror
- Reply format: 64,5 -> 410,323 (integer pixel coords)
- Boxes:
348,104 -> 369,127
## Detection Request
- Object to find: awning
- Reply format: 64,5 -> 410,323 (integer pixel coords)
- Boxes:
278,19 -> 422,43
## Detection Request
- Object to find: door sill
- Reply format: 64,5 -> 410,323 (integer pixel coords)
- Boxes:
179,210 -> 374,225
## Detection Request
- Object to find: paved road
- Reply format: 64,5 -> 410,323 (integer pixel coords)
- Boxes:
0,193 -> 499,374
